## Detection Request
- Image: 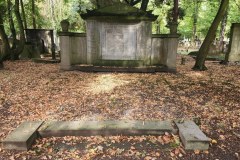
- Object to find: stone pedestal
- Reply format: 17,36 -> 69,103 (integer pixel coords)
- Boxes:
59,32 -> 87,70
85,20 -> 152,66
151,34 -> 179,70
226,23 -> 240,62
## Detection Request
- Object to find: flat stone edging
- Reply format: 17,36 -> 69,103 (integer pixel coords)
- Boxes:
2,121 -> 44,151
175,120 -> 210,150
2,120 -> 210,151
38,120 -> 173,137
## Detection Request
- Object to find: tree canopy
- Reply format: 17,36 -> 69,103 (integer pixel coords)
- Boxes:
0,0 -> 240,69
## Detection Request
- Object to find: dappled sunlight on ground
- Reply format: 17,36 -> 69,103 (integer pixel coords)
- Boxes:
0,56 -> 239,159
85,74 -> 133,94
185,71 -> 204,78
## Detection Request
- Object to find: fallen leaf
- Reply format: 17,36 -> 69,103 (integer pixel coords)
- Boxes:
170,152 -> 175,157
130,146 -> 135,150
179,153 -> 183,157
144,156 -> 153,160
194,150 -> 200,154
219,135 -> 225,140
211,139 -> 218,144
174,148 -> 180,155
155,152 -> 160,157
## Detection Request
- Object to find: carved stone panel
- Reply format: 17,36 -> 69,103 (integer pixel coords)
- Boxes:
102,25 -> 137,60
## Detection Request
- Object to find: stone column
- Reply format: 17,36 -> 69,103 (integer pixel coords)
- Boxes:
59,33 -> 72,70
86,20 -> 97,64
162,34 -> 179,71
166,37 -> 178,69
227,23 -> 240,62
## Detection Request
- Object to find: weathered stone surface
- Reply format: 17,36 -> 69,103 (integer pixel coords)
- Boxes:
228,23 -> 240,62
175,120 -> 210,150
38,120 -> 173,137
102,26 -> 136,60
2,121 -> 44,151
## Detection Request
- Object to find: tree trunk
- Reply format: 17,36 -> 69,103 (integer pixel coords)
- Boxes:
173,0 -> 179,23
219,8 -> 228,53
193,0 -> 229,70
20,0 -> 27,29
7,0 -> 17,60
50,0 -> 56,29
130,0 -> 141,6
140,0 -> 149,11
31,0 -> 36,29
192,0 -> 199,42
0,12 -> 11,67
13,0 -> 25,59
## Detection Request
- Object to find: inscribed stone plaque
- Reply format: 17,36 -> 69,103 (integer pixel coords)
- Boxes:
106,28 -> 124,56
102,25 -> 136,60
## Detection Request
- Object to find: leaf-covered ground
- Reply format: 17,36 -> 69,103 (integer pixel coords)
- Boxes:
0,55 -> 239,159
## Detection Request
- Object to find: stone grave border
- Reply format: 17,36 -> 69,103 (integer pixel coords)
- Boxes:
2,120 -> 210,151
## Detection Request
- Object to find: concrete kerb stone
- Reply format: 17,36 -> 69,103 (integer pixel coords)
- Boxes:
2,121 -> 44,151
174,120 -> 210,150
38,120 -> 173,137
2,120 -> 210,151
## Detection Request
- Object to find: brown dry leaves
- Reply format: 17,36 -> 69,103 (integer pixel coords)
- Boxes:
0,56 -> 239,159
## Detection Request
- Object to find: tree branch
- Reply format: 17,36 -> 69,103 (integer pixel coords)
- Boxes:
130,0 -> 141,6
124,0 -> 130,4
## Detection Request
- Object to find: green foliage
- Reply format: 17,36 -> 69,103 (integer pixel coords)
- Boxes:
1,0 -> 240,39
0,1 -> 7,15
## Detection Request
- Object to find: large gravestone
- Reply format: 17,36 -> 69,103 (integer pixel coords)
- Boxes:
226,23 -> 240,62
24,29 -> 55,59
59,3 -> 179,72
81,3 -> 157,67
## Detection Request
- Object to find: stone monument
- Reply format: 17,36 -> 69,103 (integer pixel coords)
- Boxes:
58,3 -> 179,72
226,23 -> 240,62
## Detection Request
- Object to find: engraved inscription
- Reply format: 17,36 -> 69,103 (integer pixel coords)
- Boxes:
106,29 -> 124,56
102,25 -> 137,60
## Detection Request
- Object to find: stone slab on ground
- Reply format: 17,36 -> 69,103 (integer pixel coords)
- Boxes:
2,121 -> 44,151
175,120 -> 210,150
38,120 -> 173,137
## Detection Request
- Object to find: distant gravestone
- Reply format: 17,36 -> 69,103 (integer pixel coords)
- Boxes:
226,23 -> 240,62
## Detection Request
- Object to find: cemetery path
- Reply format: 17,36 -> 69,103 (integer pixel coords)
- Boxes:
0,56 -> 239,159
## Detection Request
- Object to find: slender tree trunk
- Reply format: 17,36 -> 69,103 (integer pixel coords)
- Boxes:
7,0 -> 17,60
140,0 -> 149,11
50,0 -> 55,29
20,0 -> 27,29
130,0 -> 141,6
7,0 -> 17,52
173,0 -> 179,23
192,0 -> 199,42
31,0 -> 36,29
13,0 -> 25,59
219,8 -> 228,53
0,12 -> 11,67
193,0 -> 229,70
